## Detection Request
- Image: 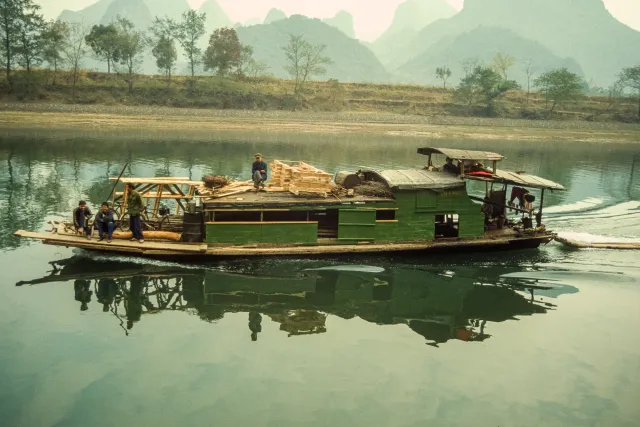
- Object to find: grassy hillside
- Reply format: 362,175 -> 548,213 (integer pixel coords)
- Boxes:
1,69 -> 638,123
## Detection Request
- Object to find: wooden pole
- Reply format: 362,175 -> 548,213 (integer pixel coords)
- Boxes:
536,189 -> 545,227
107,162 -> 129,204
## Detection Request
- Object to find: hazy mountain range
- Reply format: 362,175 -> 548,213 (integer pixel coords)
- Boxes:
57,0 -> 640,87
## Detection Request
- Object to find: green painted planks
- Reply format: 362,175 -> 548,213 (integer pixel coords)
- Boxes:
338,209 -> 377,241
206,223 -> 318,244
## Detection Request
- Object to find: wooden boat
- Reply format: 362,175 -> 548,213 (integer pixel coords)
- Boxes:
14,147 -> 566,259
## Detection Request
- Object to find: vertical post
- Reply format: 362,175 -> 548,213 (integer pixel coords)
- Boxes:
492,160 -> 497,174
536,188 -> 545,227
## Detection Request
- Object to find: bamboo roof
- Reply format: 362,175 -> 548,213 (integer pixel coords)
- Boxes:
418,147 -> 505,162
366,169 -> 465,191
465,169 -> 566,191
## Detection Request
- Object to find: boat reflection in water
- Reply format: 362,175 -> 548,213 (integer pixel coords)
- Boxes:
17,257 -> 578,346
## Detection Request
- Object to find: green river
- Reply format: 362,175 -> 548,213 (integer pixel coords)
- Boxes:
0,131 -> 639,427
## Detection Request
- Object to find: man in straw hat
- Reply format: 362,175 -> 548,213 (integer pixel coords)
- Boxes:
252,153 -> 268,191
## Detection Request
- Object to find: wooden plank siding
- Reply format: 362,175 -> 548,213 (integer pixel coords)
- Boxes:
375,190 -> 484,242
338,209 -> 377,241
203,189 -> 483,246
205,222 -> 318,244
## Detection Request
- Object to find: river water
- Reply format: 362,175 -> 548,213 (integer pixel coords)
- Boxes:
0,131 -> 639,427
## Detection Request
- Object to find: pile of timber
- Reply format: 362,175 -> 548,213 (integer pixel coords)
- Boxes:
269,160 -> 334,197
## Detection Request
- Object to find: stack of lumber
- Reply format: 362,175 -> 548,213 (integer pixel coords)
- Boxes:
269,160 -> 334,197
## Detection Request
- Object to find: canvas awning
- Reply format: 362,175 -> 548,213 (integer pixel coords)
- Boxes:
417,147 -> 505,162
365,169 -> 465,191
465,169 -> 565,191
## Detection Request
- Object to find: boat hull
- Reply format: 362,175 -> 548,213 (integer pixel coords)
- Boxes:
14,229 -> 554,259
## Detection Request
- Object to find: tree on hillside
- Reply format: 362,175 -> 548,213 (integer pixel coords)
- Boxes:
284,34 -> 332,95
176,10 -> 206,86
113,17 -> 146,94
150,17 -> 179,90
63,22 -> 88,101
436,66 -> 452,89
457,66 -> 519,115
14,0 -> 44,73
461,58 -> 480,79
42,20 -> 69,85
534,68 -> 583,115
619,66 -> 640,122
246,57 -> 270,78
151,35 -> 176,89
492,52 -> 516,80
85,24 -> 121,74
1,0 -> 42,87
203,27 -> 242,77
522,59 -> 536,107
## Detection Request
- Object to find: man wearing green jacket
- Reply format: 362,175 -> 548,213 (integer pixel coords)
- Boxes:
126,183 -> 144,243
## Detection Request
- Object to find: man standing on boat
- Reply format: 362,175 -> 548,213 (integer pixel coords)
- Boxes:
252,153 -> 268,191
126,183 -> 144,243
73,200 -> 93,239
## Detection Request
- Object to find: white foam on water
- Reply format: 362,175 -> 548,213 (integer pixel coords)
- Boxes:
545,197 -> 605,214
556,231 -> 640,244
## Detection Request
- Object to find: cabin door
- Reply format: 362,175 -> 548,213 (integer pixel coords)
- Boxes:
338,209 -> 376,242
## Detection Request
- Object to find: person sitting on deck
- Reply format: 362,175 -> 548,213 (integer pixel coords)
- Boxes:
126,183 -> 144,243
252,153 -> 268,190
73,200 -> 93,239
95,202 -> 116,243
442,158 -> 460,175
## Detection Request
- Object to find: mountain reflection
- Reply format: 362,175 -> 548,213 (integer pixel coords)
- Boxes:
16,257 -> 577,346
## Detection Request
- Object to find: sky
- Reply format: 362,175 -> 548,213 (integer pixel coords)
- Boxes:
33,0 -> 640,42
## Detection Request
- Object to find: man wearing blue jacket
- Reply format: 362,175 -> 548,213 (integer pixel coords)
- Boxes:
95,202 -> 116,243
252,153 -> 268,191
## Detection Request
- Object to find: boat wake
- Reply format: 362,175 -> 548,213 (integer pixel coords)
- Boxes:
545,197 -> 605,215
555,232 -> 640,245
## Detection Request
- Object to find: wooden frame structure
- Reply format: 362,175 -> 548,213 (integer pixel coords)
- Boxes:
110,177 -> 201,218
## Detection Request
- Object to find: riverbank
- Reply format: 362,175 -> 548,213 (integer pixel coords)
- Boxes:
1,103 -> 639,143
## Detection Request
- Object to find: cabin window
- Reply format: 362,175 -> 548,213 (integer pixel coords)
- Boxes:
435,214 -> 459,238
376,209 -> 396,221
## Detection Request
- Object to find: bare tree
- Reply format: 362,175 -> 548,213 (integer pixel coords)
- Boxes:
461,58 -> 480,79
63,22 -> 87,101
284,34 -> 332,95
492,52 -> 516,80
435,66 -> 452,89
113,17 -> 146,94
522,59 -> 535,107
246,58 -> 270,78
176,10 -> 205,87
